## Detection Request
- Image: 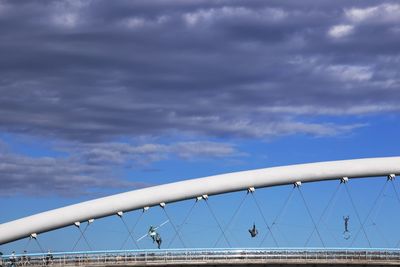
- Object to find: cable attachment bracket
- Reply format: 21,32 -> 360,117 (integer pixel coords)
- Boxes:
196,194 -> 209,201
293,181 -> 302,188
159,202 -> 166,208
247,187 -> 255,194
30,233 -> 38,240
341,177 -> 349,184
117,211 -> 124,217
387,174 -> 396,181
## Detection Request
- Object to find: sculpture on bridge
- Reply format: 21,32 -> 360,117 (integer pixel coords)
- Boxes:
148,226 -> 157,242
343,216 -> 351,240
155,233 -> 162,249
248,223 -> 258,238
148,226 -> 162,249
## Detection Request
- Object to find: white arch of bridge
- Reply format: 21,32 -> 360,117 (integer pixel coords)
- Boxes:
1,156 -> 399,245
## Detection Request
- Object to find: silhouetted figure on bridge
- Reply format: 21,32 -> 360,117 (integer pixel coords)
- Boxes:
45,250 -> 53,266
10,251 -> 16,267
22,250 -> 30,266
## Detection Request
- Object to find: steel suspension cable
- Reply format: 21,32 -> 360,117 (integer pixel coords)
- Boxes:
168,201 -> 197,248
324,224 -> 341,247
205,200 -> 232,247
347,181 -> 388,247
23,238 -> 31,252
297,187 -> 325,247
119,216 -> 140,249
372,222 -> 389,247
33,237 -> 44,253
120,212 -> 143,249
162,207 -> 186,248
250,192 -> 279,247
259,187 -> 295,246
304,183 -> 341,247
227,228 -> 242,245
345,183 -> 372,247
368,193 -> 390,247
72,223 -> 90,251
79,225 -> 92,250
388,180 -> 400,248
391,180 -> 400,205
320,184 -> 343,247
213,193 -> 248,247
274,224 -> 291,247
396,179 -> 400,199
23,235 -> 44,253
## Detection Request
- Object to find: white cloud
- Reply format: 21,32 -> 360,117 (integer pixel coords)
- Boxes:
328,4 -> 400,40
173,142 -> 240,159
178,115 -> 364,138
183,7 -> 287,26
328,24 -> 354,38
0,1 -> 7,16
345,4 -> 400,23
53,13 -> 79,28
0,151 -> 138,197
326,65 -> 373,82
66,141 -> 242,166
346,6 -> 378,22
124,15 -> 169,29
0,139 -> 242,197
125,18 -> 146,28
51,0 -> 91,28
259,105 -> 400,116
269,121 -> 364,137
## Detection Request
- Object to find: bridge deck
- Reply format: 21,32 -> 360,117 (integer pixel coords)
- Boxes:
2,248 -> 400,266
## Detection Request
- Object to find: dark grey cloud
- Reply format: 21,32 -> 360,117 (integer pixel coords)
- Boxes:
66,141 -> 242,165
0,139 -> 241,196
0,0 -> 399,142
0,150 -> 137,197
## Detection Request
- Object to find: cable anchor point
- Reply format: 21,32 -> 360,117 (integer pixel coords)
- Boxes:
294,181 -> 302,188
196,194 -> 208,201
341,177 -> 349,184
247,187 -> 255,194
30,233 -> 38,240
387,174 -> 396,181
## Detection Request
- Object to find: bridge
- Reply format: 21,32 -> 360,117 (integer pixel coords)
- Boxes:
1,157 -> 400,266
2,248 -> 400,266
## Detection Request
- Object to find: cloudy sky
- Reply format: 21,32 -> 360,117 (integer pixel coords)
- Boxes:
1,0 -> 400,252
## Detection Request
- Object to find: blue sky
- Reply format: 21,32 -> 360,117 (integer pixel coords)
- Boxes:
1,0 -> 400,254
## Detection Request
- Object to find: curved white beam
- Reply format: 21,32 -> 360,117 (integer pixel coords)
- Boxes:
1,157 -> 399,245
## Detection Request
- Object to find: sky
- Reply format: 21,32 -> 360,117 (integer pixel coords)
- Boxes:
1,0 -> 400,254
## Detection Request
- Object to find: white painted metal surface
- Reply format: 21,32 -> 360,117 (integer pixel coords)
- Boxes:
1,157 -> 399,245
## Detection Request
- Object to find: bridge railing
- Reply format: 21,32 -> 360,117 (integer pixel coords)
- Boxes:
2,248 -> 400,266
